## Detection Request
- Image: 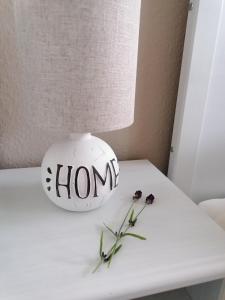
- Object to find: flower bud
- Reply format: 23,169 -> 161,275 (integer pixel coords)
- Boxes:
145,194 -> 155,204
133,190 -> 142,200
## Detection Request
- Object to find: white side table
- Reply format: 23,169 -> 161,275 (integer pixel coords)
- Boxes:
1,160 -> 225,300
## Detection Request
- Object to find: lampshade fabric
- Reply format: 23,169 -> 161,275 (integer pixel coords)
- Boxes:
14,0 -> 141,133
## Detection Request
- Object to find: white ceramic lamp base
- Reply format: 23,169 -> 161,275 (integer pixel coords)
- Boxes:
41,134 -> 119,211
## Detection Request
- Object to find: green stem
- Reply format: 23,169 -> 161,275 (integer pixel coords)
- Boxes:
135,203 -> 147,219
107,202 -> 134,267
92,241 -> 117,272
92,258 -> 103,273
107,222 -> 134,267
93,201 -> 147,272
107,237 -> 119,267
118,202 -> 134,234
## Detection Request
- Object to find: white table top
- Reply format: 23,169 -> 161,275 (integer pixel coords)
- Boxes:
1,160 -> 225,300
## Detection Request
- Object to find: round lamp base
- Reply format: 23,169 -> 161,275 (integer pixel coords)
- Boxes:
41,134 -> 119,211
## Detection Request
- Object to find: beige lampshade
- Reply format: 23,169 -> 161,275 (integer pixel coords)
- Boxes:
14,0 -> 140,133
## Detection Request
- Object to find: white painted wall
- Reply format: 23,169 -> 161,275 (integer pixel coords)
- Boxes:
168,0 -> 225,203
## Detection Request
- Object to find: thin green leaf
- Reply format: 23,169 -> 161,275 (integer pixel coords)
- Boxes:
129,209 -> 135,223
122,232 -> 146,240
133,218 -> 137,226
99,231 -> 104,257
107,242 -> 117,267
103,223 -> 117,237
114,244 -> 122,255
92,259 -> 102,273
106,244 -> 123,266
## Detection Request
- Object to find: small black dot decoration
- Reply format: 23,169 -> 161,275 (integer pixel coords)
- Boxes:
46,168 -> 52,192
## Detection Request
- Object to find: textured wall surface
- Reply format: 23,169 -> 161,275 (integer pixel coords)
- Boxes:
0,0 -> 188,172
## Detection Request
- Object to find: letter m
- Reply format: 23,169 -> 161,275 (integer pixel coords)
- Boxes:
92,163 -> 113,197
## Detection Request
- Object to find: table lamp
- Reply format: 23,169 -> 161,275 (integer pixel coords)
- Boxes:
14,0 -> 141,211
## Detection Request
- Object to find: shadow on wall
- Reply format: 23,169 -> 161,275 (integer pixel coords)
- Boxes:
0,0 -> 188,172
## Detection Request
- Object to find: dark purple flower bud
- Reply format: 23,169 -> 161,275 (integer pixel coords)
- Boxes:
133,190 -> 142,200
129,218 -> 137,227
145,194 -> 155,205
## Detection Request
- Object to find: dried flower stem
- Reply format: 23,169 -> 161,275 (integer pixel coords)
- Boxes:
92,191 -> 155,273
